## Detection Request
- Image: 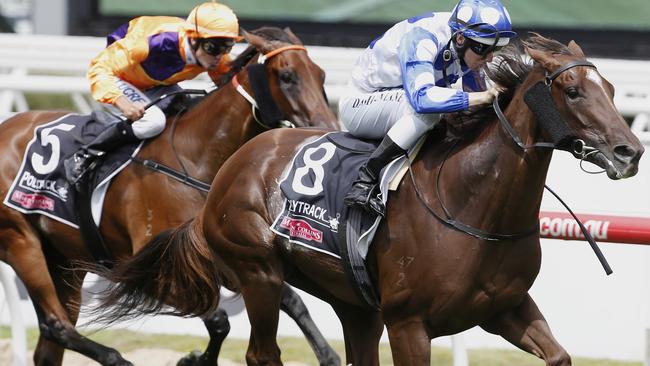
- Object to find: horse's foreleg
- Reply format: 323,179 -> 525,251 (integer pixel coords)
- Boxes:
2,227 -> 130,366
385,317 -> 431,366
33,258 -> 86,366
480,293 -> 571,366
331,300 -> 382,366
30,249 -> 132,366
280,284 -> 341,366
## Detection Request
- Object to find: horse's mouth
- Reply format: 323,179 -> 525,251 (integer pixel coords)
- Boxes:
585,151 -> 639,180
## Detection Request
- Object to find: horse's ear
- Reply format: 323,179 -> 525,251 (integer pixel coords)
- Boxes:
242,30 -> 271,52
567,40 -> 585,58
283,27 -> 303,45
526,46 -> 561,72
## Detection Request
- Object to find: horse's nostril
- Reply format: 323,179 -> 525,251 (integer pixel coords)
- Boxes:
613,145 -> 638,163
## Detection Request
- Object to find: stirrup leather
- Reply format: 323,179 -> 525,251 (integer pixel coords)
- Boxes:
344,182 -> 386,217
64,152 -> 97,185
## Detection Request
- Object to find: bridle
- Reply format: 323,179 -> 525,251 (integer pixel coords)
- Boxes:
232,45 -> 308,130
494,60 -> 607,174
409,59 -> 613,273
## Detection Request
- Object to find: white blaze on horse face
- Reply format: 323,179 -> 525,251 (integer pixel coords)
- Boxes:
586,69 -> 617,109
585,69 -> 604,88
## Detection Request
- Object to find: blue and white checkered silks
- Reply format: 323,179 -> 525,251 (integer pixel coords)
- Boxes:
347,12 -> 483,116
448,0 -> 516,46
339,7 -> 503,150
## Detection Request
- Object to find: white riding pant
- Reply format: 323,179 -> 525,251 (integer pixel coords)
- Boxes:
104,80 -> 169,139
338,84 -> 441,151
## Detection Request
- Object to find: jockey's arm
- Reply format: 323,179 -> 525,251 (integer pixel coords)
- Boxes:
398,28 -> 470,114
397,28 -> 500,113
463,69 -> 502,106
87,36 -> 148,106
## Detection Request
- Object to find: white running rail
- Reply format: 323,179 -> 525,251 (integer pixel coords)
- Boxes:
0,263 -> 27,366
1,33 -> 649,144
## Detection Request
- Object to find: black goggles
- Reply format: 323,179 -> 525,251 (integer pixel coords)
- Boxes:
200,38 -> 235,56
466,38 -> 503,56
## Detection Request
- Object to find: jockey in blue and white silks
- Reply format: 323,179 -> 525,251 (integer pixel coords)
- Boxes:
339,0 -> 516,217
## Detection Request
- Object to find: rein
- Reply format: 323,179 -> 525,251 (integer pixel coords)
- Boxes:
409,141 -> 540,241
410,59 -> 613,274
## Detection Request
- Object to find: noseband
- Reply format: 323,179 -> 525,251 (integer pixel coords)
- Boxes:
494,60 -> 596,151
233,45 -> 308,129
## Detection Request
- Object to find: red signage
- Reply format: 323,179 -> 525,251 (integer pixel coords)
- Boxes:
539,211 -> 650,245
280,217 -> 324,243
11,190 -> 55,211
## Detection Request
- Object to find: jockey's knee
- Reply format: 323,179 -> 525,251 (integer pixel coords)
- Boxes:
388,112 -> 441,150
131,106 -> 166,139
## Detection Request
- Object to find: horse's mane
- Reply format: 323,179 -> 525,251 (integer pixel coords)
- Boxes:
230,27 -> 297,70
250,27 -> 297,44
180,27 -> 296,113
444,34 -> 574,132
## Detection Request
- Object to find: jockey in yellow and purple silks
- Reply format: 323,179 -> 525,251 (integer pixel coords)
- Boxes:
64,1 -> 242,183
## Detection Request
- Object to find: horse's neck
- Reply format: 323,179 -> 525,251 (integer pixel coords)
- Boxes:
173,80 -> 258,181
421,85 -> 553,232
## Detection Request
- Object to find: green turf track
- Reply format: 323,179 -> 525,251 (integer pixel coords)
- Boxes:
0,326 -> 643,365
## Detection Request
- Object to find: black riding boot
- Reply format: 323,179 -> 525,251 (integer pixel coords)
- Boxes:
64,121 -> 139,184
344,135 -> 405,217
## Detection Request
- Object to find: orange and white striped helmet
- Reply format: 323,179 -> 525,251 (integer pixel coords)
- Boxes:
186,2 -> 242,40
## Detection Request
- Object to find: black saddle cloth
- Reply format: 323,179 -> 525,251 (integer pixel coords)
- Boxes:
270,132 -> 383,257
4,112 -> 140,228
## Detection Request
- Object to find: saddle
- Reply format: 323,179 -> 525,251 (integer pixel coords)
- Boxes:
270,132 -> 423,307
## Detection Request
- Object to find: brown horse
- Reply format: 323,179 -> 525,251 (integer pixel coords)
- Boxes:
0,28 -> 340,366
88,35 -> 644,365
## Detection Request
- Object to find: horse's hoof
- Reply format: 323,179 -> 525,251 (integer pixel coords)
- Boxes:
101,349 -> 133,366
176,350 -> 203,366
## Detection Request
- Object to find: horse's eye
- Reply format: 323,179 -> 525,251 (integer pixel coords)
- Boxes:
565,87 -> 579,100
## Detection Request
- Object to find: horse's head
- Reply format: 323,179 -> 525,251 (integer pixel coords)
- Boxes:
523,35 -> 644,179
238,27 -> 339,129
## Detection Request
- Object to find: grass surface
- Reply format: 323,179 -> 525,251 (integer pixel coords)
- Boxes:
0,326 -> 641,365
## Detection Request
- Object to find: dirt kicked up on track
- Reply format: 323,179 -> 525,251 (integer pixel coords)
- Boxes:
0,339 -> 311,366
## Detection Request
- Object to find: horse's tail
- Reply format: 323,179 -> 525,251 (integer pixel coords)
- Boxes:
83,218 -> 223,325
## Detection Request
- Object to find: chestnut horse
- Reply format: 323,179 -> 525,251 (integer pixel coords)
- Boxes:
0,28 -> 340,366
88,35 -> 644,365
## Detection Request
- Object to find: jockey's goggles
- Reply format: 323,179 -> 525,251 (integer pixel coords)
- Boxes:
466,38 -> 503,56
200,38 -> 235,56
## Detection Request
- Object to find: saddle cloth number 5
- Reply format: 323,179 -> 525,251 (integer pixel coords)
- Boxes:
31,123 -> 75,175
